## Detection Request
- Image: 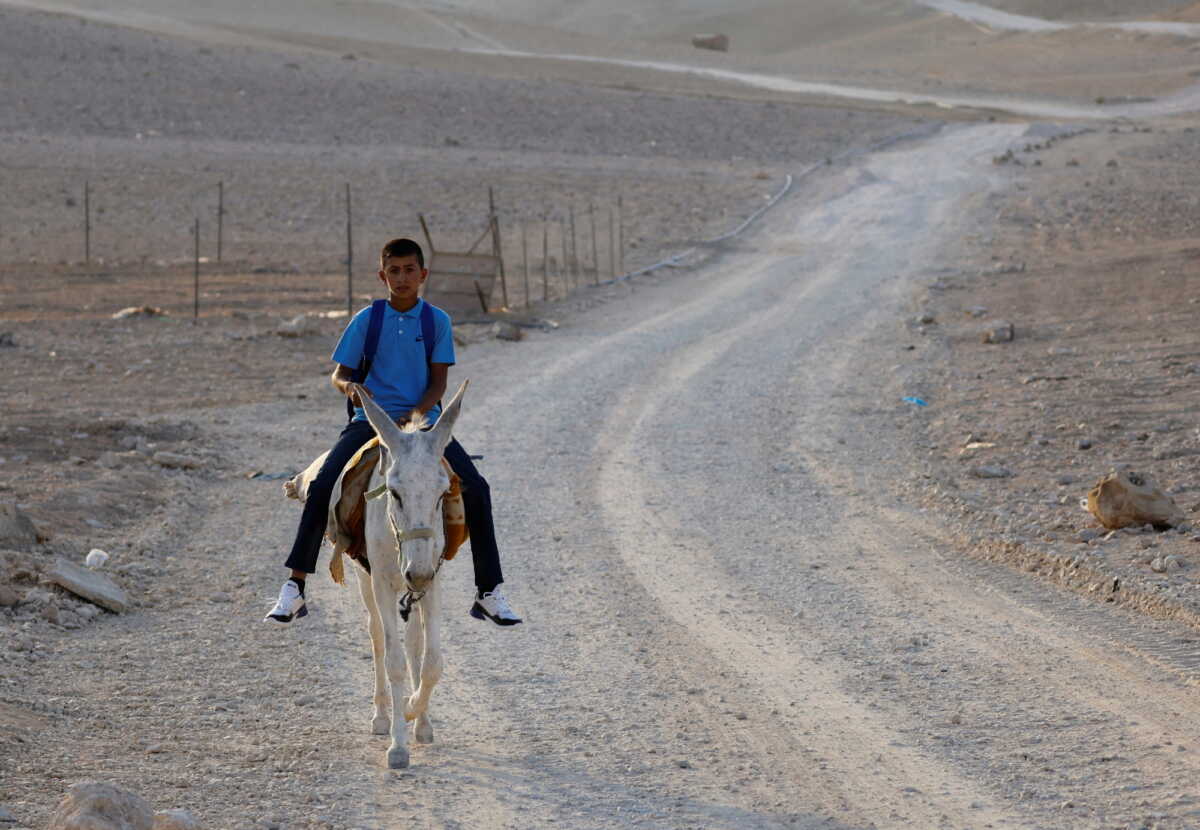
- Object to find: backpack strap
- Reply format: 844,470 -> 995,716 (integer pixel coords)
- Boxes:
419,300 -> 435,368
346,299 -> 388,422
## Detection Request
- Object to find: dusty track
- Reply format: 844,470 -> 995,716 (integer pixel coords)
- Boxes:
10,123 -> 1200,828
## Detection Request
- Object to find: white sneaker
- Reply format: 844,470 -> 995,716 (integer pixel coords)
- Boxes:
264,579 -> 308,623
469,587 -> 522,626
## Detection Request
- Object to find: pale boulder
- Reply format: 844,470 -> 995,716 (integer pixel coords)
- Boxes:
1086,470 -> 1186,530
48,781 -> 154,830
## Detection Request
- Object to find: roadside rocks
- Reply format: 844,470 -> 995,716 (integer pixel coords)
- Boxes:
48,782 -> 201,830
47,558 -> 128,613
1087,470 -> 1185,530
48,781 -> 153,830
981,320 -> 1015,343
971,465 -> 1014,479
0,502 -> 41,549
691,33 -> 729,52
275,314 -> 319,338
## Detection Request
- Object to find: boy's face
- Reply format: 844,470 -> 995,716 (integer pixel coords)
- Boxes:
378,254 -> 428,306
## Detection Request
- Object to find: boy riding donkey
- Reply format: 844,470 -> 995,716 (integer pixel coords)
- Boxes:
265,237 -> 522,627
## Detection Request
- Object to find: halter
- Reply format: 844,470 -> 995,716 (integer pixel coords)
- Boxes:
365,458 -> 447,622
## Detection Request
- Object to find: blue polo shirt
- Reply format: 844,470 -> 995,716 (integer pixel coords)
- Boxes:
332,298 -> 456,423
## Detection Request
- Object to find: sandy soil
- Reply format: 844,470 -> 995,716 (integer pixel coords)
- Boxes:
4,2 -> 1200,829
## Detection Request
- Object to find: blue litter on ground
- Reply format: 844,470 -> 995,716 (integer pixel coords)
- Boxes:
902,397 -> 929,407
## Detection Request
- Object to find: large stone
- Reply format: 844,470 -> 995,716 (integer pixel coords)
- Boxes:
691,33 -> 729,51
0,502 -> 39,549
981,320 -> 1015,343
47,558 -> 128,613
48,781 -> 154,830
153,809 -> 200,830
1087,470 -> 1185,530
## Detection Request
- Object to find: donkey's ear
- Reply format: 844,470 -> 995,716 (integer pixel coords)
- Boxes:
357,384 -> 405,450
430,379 -> 468,453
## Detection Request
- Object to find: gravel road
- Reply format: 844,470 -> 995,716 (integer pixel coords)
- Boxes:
9,122 -> 1200,829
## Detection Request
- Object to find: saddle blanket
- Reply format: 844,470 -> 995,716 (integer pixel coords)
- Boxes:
285,438 -> 467,585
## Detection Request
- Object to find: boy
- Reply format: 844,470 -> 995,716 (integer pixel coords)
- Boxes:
265,237 -> 521,626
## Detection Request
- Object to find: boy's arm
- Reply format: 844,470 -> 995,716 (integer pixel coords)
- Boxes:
331,363 -> 370,406
409,363 -> 449,424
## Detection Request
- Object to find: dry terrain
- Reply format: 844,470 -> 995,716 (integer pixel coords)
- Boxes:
3,2 -> 1200,829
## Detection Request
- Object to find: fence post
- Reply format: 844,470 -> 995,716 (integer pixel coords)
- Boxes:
542,219 -> 549,303
589,203 -> 599,285
217,180 -> 224,263
521,222 -> 530,308
345,183 -> 353,318
193,218 -> 200,321
492,213 -> 509,309
569,204 -> 578,290
83,181 -> 90,266
559,217 -> 569,297
609,205 -> 617,280
617,194 -> 624,275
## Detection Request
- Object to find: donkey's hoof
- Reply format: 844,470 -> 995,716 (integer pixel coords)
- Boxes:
414,717 -> 434,744
387,747 -> 410,769
371,715 -> 390,735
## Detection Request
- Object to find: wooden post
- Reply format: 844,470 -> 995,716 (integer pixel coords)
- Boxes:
418,213 -> 435,258
345,183 -> 353,317
609,205 -> 617,280
521,222 -> 530,308
217,180 -> 224,263
569,204 -> 578,289
492,213 -> 509,309
542,219 -> 549,303
617,195 -> 624,275
589,203 -> 599,286
193,218 -> 200,321
83,180 -> 90,266
559,217 -> 569,296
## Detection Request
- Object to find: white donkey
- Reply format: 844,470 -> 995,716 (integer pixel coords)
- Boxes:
353,379 -> 466,769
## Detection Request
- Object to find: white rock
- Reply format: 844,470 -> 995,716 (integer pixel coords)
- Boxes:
275,314 -> 319,338
48,781 -> 154,830
153,809 -> 200,830
85,549 -> 110,569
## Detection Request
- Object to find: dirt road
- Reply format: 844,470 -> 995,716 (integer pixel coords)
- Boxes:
9,121 -> 1200,829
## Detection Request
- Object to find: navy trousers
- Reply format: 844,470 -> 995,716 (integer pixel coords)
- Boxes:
284,419 -> 504,593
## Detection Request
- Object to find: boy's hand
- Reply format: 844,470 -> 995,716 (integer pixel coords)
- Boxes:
346,382 -> 373,407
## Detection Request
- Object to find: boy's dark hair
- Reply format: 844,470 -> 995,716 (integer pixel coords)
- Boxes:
380,238 -> 424,269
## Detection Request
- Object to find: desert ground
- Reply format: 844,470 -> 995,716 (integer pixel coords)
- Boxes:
3,1 -> 1200,828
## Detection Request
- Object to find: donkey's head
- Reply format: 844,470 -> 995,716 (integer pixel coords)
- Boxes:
356,381 -> 467,592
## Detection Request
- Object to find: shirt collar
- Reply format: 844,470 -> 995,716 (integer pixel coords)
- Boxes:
394,298 -> 424,319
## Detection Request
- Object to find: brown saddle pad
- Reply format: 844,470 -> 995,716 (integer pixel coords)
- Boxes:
285,437 -> 467,585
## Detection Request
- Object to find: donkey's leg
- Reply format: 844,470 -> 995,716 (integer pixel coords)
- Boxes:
407,581 -> 443,744
403,602 -> 434,744
372,579 -> 411,769
356,571 -> 390,735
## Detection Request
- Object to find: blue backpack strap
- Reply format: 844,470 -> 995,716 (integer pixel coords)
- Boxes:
419,300 -> 435,367
346,299 -> 388,421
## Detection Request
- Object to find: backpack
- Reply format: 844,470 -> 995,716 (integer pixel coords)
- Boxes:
347,299 -> 437,422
